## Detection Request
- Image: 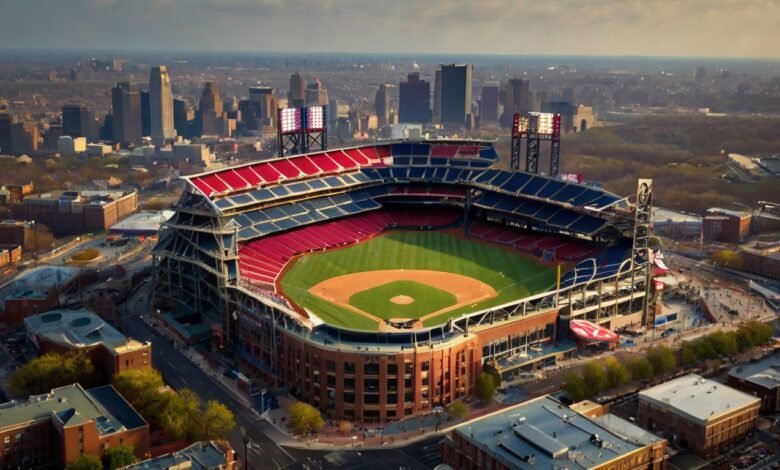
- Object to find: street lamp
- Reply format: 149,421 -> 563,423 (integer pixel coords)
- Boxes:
240,426 -> 252,470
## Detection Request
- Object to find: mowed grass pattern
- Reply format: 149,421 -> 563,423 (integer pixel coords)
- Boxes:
280,231 -> 557,331
349,281 -> 457,319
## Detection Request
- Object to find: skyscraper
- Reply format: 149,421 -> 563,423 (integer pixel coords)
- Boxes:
0,113 -> 13,155
140,90 -> 151,137
433,70 -> 442,124
399,73 -> 431,124
111,82 -> 142,145
502,78 -> 530,127
198,82 -> 223,135
149,66 -> 176,145
173,98 -> 189,138
374,84 -> 390,127
480,83 -> 500,124
248,86 -> 276,129
439,64 -> 473,127
288,72 -> 305,108
62,104 -> 91,139
305,80 -> 328,107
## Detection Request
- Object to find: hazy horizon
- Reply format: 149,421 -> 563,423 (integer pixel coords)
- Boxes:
1,0 -> 778,59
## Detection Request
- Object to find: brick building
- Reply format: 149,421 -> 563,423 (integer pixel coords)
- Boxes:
702,208 -> 751,244
727,354 -> 780,414
740,246 -> 780,281
123,441 -> 235,470
24,308 -> 152,377
638,374 -> 761,458
11,190 -> 138,237
0,182 -> 34,204
0,384 -> 149,468
0,220 -> 34,251
0,246 -> 21,269
442,395 -> 667,470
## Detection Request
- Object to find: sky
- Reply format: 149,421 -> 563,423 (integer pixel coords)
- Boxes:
0,0 -> 779,58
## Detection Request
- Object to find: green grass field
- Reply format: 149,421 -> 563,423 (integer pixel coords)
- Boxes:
349,281 -> 457,319
280,231 -> 557,331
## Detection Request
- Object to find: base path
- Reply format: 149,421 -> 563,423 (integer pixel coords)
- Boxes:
309,269 -> 498,331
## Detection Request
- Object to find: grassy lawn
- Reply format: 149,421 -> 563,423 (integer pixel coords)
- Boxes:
280,231 -> 557,331
349,281 -> 457,319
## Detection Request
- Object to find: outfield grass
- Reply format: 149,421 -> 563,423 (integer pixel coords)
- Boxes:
280,231 -> 557,331
349,281 -> 457,319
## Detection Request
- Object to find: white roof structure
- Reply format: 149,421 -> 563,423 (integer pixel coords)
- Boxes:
729,356 -> 780,390
639,374 -> 760,425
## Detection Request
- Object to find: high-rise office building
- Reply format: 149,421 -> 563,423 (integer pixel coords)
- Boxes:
0,113 -> 12,155
398,73 -> 431,124
480,83 -> 500,124
140,90 -> 151,137
198,82 -> 224,135
439,64 -> 472,127
248,86 -> 276,129
62,104 -> 91,139
305,80 -> 329,107
149,66 -> 176,145
374,84 -> 391,127
111,82 -> 142,145
433,70 -> 442,124
502,78 -> 530,127
288,72 -> 305,108
173,98 -> 189,138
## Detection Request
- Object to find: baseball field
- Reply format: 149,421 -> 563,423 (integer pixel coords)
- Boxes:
279,231 -> 557,331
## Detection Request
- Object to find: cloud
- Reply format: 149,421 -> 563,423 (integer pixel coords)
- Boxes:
0,0 -> 777,57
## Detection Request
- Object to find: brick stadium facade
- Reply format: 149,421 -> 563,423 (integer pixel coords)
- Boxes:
154,141 -> 648,422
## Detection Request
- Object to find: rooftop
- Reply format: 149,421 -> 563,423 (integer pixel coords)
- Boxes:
639,374 -> 760,424
729,354 -> 780,390
450,395 -> 664,470
25,308 -> 148,354
122,441 -> 232,469
0,384 -> 146,433
706,207 -> 751,219
109,210 -> 174,234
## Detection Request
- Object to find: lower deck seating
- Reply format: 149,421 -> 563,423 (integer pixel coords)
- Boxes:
467,221 -> 596,262
238,207 -> 462,287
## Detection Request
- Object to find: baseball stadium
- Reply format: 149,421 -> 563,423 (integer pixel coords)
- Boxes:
153,140 -> 652,422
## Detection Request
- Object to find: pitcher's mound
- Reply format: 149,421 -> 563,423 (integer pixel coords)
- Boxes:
390,295 -> 415,305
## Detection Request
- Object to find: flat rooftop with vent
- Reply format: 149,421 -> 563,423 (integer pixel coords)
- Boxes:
441,395 -> 667,470
24,308 -> 151,376
638,374 -> 761,458
639,374 -> 760,425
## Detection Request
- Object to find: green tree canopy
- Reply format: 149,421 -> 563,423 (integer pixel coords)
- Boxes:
8,351 -> 95,396
447,400 -> 468,420
112,369 -> 169,423
582,361 -> 608,397
563,373 -> 588,402
195,400 -> 237,441
646,345 -> 676,376
628,357 -> 654,382
473,372 -> 497,403
681,342 -> 698,366
103,445 -> 137,470
288,402 -> 325,436
603,357 -> 630,389
65,454 -> 102,470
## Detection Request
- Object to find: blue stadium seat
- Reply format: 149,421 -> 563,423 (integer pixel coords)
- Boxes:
392,143 -> 413,156
488,171 -> 512,187
551,184 -> 586,203
569,216 -> 606,234
500,172 -> 532,193
547,210 -> 581,228
520,176 -> 547,196
536,180 -> 566,199
533,204 -> 560,221
412,156 -> 429,166
430,157 -> 449,166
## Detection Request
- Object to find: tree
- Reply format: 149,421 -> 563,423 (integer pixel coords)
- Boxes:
9,351 -> 95,396
681,342 -> 698,366
65,455 -> 102,470
473,372 -> 497,403
196,400 -> 236,441
707,330 -> 738,356
646,345 -> 676,376
563,373 -> 588,402
103,445 -> 137,470
447,400 -> 468,420
628,357 -> 654,382
603,357 -> 630,389
113,369 -> 169,423
712,250 -> 741,268
288,402 -> 325,436
582,361 -> 608,397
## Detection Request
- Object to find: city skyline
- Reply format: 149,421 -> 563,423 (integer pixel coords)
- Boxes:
0,0 -> 779,59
